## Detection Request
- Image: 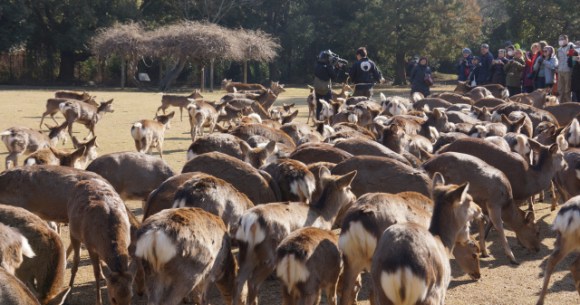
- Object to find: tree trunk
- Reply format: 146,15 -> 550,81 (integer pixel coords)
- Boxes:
121,60 -> 126,89
159,58 -> 187,91
201,65 -> 205,92
393,50 -> 407,85
210,59 -> 214,92
57,50 -> 76,84
243,61 -> 248,83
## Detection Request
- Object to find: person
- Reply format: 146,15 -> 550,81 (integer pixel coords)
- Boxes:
506,45 -> 516,60
523,43 -> 540,92
491,49 -> 508,85
542,46 -> 558,90
504,49 -> 526,96
478,43 -> 494,85
406,55 -> 419,80
410,57 -> 433,97
467,56 -> 481,86
557,34 -> 576,103
348,47 -> 384,97
457,48 -> 473,81
313,50 -> 338,119
569,45 -> 580,102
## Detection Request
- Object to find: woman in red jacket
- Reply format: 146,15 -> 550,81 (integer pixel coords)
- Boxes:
523,43 -> 540,93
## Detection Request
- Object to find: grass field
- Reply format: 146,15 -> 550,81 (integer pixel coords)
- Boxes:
0,84 -> 578,305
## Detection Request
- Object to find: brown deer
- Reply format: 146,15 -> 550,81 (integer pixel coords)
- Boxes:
290,143 -> 353,165
370,174 -> 474,305
156,89 -> 203,121
86,152 -> 175,202
423,152 -> 540,264
71,136 -> 98,168
233,167 -> 356,305
537,196 -> 580,305
491,102 -> 559,130
338,191 -> 482,305
222,78 -> 266,92
187,99 -> 226,141
182,152 -> 279,204
0,266 -> 45,305
67,178 -> 133,305
59,98 -> 114,140
509,88 -> 549,107
131,111 -> 175,158
186,134 -> 277,168
276,227 -> 341,305
135,207 -> 237,305
1,127 -> 51,169
333,137 -> 411,165
270,81 -> 287,95
23,146 -> 86,168
231,123 -> 296,148
0,223 -> 35,275
0,205 -> 69,305
454,81 -> 509,99
261,158 -> 316,203
171,173 -> 254,236
544,103 -> 580,126
143,173 -> 198,219
40,94 -> 98,128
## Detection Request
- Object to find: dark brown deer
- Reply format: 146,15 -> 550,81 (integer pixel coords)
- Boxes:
332,137 -> 411,165
544,103 -> 580,126
261,159 -> 316,203
131,111 -> 175,158
156,90 -> 203,121
143,173 -> 198,219
67,178 -> 133,305
59,98 -> 114,140
135,208 -> 237,305
370,174 -> 474,305
290,143 -> 353,165
86,152 -> 175,202
233,167 -> 356,305
0,205 -> 69,305
182,152 -> 279,204
423,152 -> 540,263
276,227 -> 341,305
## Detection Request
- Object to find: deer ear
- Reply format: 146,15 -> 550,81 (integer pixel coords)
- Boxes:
49,147 -> 63,157
167,111 -> 175,119
319,166 -> 331,180
500,114 -> 510,124
525,211 -> 536,223
265,141 -> 276,155
336,170 -> 357,189
549,143 -> 560,154
239,141 -> 252,157
528,138 -> 543,151
71,146 -> 86,159
453,183 -> 470,205
432,172 -> 445,188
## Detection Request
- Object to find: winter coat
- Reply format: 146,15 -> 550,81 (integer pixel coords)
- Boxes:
542,57 -> 558,84
348,58 -> 382,90
557,43 -> 575,73
478,51 -> 494,84
457,55 -> 473,81
468,64 -> 481,86
504,57 -> 525,87
410,64 -> 432,96
523,53 -> 537,88
491,57 -> 508,85
569,49 -> 580,92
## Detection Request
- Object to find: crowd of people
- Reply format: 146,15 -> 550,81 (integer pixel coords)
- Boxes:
456,34 -> 580,102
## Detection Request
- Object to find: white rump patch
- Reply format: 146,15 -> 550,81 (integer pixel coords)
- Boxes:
553,206 -> 580,235
338,221 -> 377,270
289,175 -> 316,203
569,119 -> 580,147
130,123 -> 143,140
248,113 -> 262,124
186,149 -> 197,161
20,236 -> 36,259
276,254 -> 310,293
25,158 -> 37,166
235,212 -> 266,247
380,267 -> 428,305
172,198 -> 186,209
135,230 -> 177,272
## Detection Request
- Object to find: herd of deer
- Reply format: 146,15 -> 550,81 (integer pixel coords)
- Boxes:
1,79 -> 580,305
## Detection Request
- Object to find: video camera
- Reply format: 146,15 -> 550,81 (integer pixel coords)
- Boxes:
318,50 -> 348,68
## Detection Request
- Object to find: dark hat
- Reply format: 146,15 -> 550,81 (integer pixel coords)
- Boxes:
480,43 -> 489,49
472,56 -> 481,61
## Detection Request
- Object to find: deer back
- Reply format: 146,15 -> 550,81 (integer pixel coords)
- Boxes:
289,143 -> 353,165
143,173 -> 198,219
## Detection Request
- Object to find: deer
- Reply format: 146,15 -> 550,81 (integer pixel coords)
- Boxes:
289,143 -> 353,165
509,88 -> 549,107
276,227 -> 341,305
537,195 -> 580,305
67,178 -> 133,305
370,174 -> 474,305
270,81 -> 287,95
131,111 -> 175,158
440,137 -> 567,211
423,152 -> 540,264
86,151 -> 176,202
70,136 -> 98,168
218,104 -> 251,127
187,99 -> 226,141
182,152 -> 279,204
332,137 -> 411,165
143,173 -> 198,219
338,191 -> 483,305
0,205 -> 70,305
1,127 -> 51,169
40,95 -> 98,128
261,158 -> 316,203
544,102 -> 580,126
0,223 -> 35,276
156,89 -> 203,121
222,78 -> 267,92
23,146 -> 86,168
58,98 -> 114,140
233,166 -> 357,305
454,81 -> 509,99
381,123 -> 433,160
186,134 -> 277,168
135,207 -> 238,305
231,123 -> 296,148
171,173 -> 255,236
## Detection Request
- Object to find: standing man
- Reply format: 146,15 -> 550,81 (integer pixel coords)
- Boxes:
478,43 -> 494,85
557,34 -> 576,103
349,47 -> 384,97
313,50 -> 338,120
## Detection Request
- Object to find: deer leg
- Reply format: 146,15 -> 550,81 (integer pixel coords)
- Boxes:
537,234 -> 569,305
550,181 -> 558,211
157,139 -> 164,159
527,197 -> 535,212
325,282 -> 338,305
234,243 -> 254,305
6,153 -> 18,169
179,107 -> 183,121
134,140 -> 141,153
88,250 -> 103,305
281,289 -> 294,305
570,255 -> 580,296
67,121 -> 75,140
301,290 -> 321,305
68,237 -> 82,288
488,207 -> 518,264
338,258 -> 363,305
478,215 -> 489,257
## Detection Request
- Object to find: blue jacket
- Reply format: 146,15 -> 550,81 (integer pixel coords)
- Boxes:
457,55 -> 473,81
410,64 -> 432,95
348,58 -> 382,90
478,52 -> 494,84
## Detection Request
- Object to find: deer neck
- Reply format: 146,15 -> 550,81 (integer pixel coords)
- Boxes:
309,187 -> 350,229
429,207 -> 459,252
501,201 -> 526,231
529,150 -> 556,191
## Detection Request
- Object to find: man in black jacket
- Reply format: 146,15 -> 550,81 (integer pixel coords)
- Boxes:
349,47 -> 384,97
313,50 -> 338,120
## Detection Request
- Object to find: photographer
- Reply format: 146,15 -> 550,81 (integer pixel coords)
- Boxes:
313,50 -> 343,120
349,47 -> 384,98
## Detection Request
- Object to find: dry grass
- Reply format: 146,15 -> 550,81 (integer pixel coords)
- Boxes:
0,85 -> 578,305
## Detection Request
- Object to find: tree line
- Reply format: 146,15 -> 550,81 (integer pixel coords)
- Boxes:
0,0 -> 578,87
